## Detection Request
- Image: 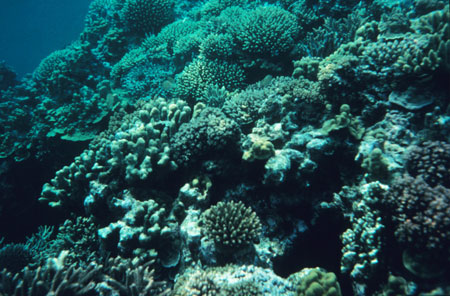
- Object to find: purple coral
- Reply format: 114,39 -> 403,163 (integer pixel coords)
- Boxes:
384,174 -> 450,254
406,140 -> 450,187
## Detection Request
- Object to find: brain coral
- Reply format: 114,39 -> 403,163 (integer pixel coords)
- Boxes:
200,200 -> 262,250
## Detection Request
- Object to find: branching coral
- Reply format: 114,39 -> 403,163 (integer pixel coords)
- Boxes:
235,6 -> 298,57
0,243 -> 35,273
200,201 -> 262,250
0,253 -> 170,296
0,253 -> 101,296
406,140 -> 450,187
121,0 -> 175,35
170,107 -> 241,167
175,57 -> 245,104
384,174 -> 450,255
40,98 -> 193,210
172,268 -> 220,296
101,256 -> 171,296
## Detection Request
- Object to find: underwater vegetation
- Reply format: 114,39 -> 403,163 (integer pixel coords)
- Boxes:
0,0 -> 449,295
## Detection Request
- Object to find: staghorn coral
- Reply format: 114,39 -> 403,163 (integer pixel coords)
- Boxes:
120,60 -> 175,99
100,256 -> 171,296
298,11 -> 367,58
0,253 -> 170,296
194,0 -> 251,19
0,251 -> 100,296
200,201 -> 262,250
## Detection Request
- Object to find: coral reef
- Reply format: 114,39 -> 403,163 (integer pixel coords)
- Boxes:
0,1 -> 449,295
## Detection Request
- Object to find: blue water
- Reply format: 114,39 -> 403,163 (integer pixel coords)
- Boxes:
0,0 -> 90,77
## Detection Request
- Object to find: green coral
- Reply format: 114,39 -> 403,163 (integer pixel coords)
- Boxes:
175,57 -> 245,104
33,41 -> 90,97
201,200 -> 262,250
293,57 -> 321,80
382,275 -> 408,296
398,5 -> 450,73
46,217 -> 100,265
195,0 -> 250,19
242,135 -> 275,161
235,6 -> 299,57
121,0 -> 175,35
172,266 -> 264,296
295,268 -> 342,296
361,148 -> 390,180
321,104 -> 365,140
199,33 -> 235,60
